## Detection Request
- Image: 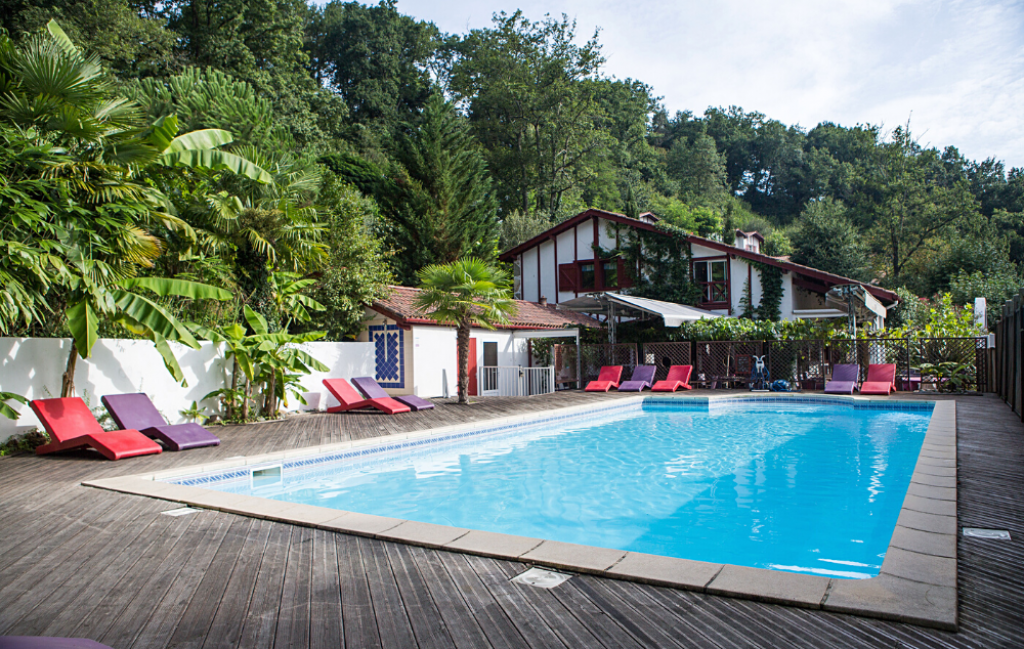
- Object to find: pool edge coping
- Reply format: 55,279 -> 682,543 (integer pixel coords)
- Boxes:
82,394 -> 958,631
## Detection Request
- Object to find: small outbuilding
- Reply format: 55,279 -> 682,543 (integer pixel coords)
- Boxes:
355,286 -> 600,398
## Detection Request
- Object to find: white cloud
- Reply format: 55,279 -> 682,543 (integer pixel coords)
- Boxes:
389,0 -> 1023,167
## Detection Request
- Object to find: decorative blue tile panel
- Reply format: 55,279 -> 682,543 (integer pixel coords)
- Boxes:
370,323 -> 404,388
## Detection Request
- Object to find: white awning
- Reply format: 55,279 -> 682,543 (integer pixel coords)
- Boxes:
557,292 -> 726,327
825,284 -> 888,320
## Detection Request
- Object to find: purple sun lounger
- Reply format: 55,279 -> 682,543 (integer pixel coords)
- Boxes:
824,364 -> 860,394
101,393 -> 220,451
618,365 -> 657,392
352,377 -> 435,411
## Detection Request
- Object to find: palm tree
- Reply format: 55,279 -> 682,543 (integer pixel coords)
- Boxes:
414,258 -> 517,404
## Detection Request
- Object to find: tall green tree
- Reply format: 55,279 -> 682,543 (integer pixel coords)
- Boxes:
790,198 -> 869,280
392,94 -> 498,280
414,258 -> 516,404
446,11 -> 612,218
306,0 -> 438,133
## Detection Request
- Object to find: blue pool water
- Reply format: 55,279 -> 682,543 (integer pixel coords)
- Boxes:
195,399 -> 933,579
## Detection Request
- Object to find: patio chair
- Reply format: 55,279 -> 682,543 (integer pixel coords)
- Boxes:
652,365 -> 693,392
322,378 -> 411,414
30,397 -> 162,461
352,377 -> 435,411
585,366 -> 623,392
618,365 -> 657,392
860,364 -> 897,395
101,393 -> 220,451
824,364 -> 860,394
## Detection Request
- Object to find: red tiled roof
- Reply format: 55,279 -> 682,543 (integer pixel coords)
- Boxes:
370,286 -> 600,330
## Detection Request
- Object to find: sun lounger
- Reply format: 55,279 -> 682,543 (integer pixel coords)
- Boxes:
352,376 -> 435,411
860,364 -> 897,395
30,397 -> 162,461
652,365 -> 693,392
618,365 -> 657,392
101,393 -> 220,451
0,637 -> 114,649
322,378 -> 411,414
585,366 -> 623,392
824,364 -> 860,394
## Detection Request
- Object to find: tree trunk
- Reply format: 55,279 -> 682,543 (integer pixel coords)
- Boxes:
241,377 -> 250,421
61,340 -> 78,398
457,320 -> 471,405
229,355 -> 240,420
264,371 -> 277,418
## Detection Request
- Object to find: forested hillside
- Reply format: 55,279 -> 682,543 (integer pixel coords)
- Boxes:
4,0 -> 1023,336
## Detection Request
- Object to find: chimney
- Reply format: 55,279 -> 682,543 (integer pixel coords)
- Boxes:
538,296 -> 548,306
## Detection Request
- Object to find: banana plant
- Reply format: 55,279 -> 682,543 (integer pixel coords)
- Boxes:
201,306 -> 327,421
62,273 -> 232,397
269,271 -> 326,328
0,392 -> 28,421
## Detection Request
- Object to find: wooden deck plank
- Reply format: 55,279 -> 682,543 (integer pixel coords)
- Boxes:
358,536 -> 419,649
308,528 -> 344,649
202,518 -> 275,649
236,523 -> 293,649
273,525 -> 314,649
336,533 -> 380,649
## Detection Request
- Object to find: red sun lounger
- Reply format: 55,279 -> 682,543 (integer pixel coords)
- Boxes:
824,364 -> 860,394
351,377 -> 435,411
30,397 -> 162,461
323,378 -> 411,414
618,365 -> 657,392
585,366 -> 623,392
652,365 -> 693,392
102,393 -> 220,451
860,364 -> 897,395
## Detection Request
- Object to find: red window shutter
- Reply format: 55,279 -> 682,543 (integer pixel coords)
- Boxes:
558,263 -> 578,292
618,259 -> 635,289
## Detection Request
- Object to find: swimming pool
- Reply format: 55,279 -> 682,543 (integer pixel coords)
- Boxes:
177,397 -> 933,580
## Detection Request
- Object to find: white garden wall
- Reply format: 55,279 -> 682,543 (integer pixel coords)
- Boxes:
0,337 -> 375,442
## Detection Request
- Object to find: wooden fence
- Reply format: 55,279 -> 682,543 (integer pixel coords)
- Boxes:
995,295 -> 1024,418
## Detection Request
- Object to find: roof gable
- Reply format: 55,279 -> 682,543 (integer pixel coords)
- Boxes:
498,209 -> 661,260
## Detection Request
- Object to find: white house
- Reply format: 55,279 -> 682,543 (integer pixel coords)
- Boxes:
498,208 -> 898,323
355,286 -> 599,398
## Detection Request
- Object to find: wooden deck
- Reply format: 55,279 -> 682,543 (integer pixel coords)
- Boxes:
0,390 -> 1021,648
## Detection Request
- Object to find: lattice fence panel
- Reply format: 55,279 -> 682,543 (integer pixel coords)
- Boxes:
579,343 -> 638,383
911,337 -> 988,392
766,340 -> 826,387
694,340 -> 763,387
641,343 -> 693,383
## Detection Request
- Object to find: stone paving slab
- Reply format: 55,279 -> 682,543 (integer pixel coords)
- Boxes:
824,574 -> 957,630
706,565 -> 831,608
608,552 -> 723,591
521,540 -> 627,573
444,529 -> 544,558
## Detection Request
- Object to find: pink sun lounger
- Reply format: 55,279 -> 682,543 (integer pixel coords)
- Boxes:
652,365 -> 693,392
585,366 -> 623,392
860,364 -> 897,395
31,397 -> 162,461
322,378 -> 410,414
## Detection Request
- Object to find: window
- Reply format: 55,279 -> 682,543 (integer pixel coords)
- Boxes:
579,262 -> 596,290
602,261 -> 618,289
693,258 -> 729,307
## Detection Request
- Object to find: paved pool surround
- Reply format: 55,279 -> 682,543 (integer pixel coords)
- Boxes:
84,395 -> 959,631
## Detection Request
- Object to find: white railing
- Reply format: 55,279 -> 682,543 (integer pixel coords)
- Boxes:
478,366 -> 555,397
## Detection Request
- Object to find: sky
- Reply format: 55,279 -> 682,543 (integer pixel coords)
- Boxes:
390,0 -> 1024,169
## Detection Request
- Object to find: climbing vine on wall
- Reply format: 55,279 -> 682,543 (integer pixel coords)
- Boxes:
739,278 -> 755,318
616,222 -> 702,305
752,261 -> 783,321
